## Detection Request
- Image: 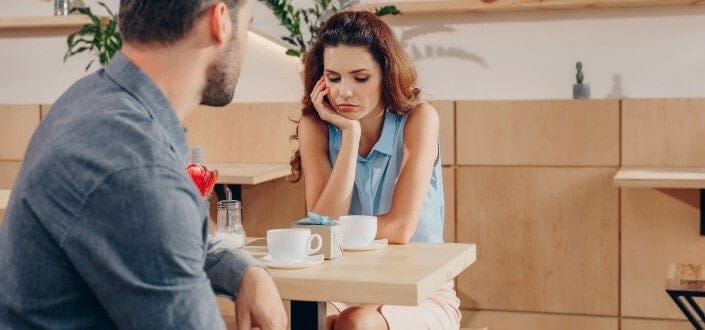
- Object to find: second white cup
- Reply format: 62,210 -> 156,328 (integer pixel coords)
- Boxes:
339,215 -> 377,247
267,228 -> 322,264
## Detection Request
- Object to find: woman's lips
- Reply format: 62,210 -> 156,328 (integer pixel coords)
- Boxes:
337,104 -> 358,112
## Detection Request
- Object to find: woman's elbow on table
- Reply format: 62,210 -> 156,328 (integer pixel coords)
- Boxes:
386,223 -> 416,245
378,214 -> 417,244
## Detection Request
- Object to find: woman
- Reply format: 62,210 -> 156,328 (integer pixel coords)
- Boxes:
290,11 -> 461,330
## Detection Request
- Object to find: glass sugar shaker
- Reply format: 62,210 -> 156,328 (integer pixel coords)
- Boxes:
214,186 -> 246,249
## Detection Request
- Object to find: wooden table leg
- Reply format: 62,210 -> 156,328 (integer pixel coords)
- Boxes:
290,300 -> 326,330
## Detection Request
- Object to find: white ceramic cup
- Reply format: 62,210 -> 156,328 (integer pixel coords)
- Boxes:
339,215 -> 377,247
266,228 -> 322,263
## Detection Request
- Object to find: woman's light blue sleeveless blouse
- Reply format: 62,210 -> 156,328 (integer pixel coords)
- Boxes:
327,109 -> 445,243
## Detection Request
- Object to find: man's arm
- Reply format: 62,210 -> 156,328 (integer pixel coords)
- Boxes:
207,226 -> 288,329
62,167 -> 225,329
206,236 -> 259,298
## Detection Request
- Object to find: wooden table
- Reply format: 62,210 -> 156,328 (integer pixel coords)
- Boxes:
614,167 -> 705,235
211,162 -> 291,185
204,163 -> 304,238
616,169 -> 705,326
613,167 -> 705,189
241,240 -> 476,330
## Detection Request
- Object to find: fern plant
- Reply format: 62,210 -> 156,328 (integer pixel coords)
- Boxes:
258,0 -> 400,58
64,1 -> 122,71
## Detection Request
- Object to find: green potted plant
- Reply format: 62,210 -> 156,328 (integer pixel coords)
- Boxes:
258,0 -> 400,58
573,61 -> 590,99
63,1 -> 122,71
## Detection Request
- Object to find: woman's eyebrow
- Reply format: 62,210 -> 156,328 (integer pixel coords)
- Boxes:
324,69 -> 370,74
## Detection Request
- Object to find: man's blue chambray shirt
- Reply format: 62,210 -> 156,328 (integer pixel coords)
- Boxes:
0,52 -> 257,329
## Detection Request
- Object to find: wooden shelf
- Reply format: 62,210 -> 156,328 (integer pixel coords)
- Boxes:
360,0 -> 705,15
0,16 -> 94,32
613,167 -> 705,189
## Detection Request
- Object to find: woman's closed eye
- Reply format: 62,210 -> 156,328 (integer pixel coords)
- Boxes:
354,76 -> 370,83
325,76 -> 369,83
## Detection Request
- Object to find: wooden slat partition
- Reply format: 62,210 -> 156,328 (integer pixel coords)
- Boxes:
0,105 -> 40,161
40,104 -> 52,120
621,318 -> 692,330
241,178 -> 306,237
461,310 -> 617,330
434,100 -> 455,166
183,103 -> 299,163
0,161 -> 22,189
453,99 -> 621,321
622,98 -> 705,166
456,100 -> 619,166
621,188 -> 705,319
442,166 -> 455,242
456,167 -> 619,315
3,98 -> 705,328
619,98 -> 705,322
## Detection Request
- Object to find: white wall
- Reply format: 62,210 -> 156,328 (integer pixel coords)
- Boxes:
1,2 -> 704,104
0,0 -> 302,104
383,5 -> 705,100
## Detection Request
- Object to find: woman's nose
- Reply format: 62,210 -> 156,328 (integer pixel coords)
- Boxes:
339,81 -> 354,98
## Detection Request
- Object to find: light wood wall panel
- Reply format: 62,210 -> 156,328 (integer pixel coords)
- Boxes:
623,98 -> 705,166
621,318 -> 692,330
443,166 -> 455,242
621,188 -> 705,319
456,167 -> 619,315
40,104 -> 52,120
460,310 -> 617,330
0,105 -> 40,160
433,100 -> 454,166
456,100 -> 619,166
241,178 -> 306,237
183,103 -> 299,163
0,161 -> 22,189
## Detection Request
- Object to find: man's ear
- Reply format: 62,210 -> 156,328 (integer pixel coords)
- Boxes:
207,2 -> 232,45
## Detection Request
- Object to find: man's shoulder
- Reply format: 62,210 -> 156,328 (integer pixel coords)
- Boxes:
23,72 -> 180,203
51,70 -> 147,121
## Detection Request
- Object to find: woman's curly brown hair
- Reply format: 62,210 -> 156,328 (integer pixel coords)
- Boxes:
289,11 -> 420,182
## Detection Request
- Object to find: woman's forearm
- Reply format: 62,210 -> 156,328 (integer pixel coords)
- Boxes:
311,127 -> 360,218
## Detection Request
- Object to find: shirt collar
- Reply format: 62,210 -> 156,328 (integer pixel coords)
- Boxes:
105,52 -> 190,164
370,109 -> 398,156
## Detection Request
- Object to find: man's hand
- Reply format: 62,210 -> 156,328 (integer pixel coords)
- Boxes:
235,266 -> 287,330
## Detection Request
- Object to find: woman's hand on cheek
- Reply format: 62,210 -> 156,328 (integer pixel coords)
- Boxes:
310,76 -> 360,133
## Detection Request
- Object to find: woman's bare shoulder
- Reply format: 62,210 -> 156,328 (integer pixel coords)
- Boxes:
405,101 -> 439,130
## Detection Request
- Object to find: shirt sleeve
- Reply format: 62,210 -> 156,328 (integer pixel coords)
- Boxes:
205,234 -> 259,299
61,166 -> 226,329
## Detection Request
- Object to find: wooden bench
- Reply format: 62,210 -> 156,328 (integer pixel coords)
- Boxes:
666,263 -> 705,329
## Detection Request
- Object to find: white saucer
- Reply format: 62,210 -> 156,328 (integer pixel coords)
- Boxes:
342,239 -> 388,251
259,254 -> 324,269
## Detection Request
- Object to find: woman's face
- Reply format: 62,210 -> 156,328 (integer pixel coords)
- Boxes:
322,45 -> 384,121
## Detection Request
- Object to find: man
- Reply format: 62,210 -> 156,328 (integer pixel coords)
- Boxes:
0,0 -> 287,329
